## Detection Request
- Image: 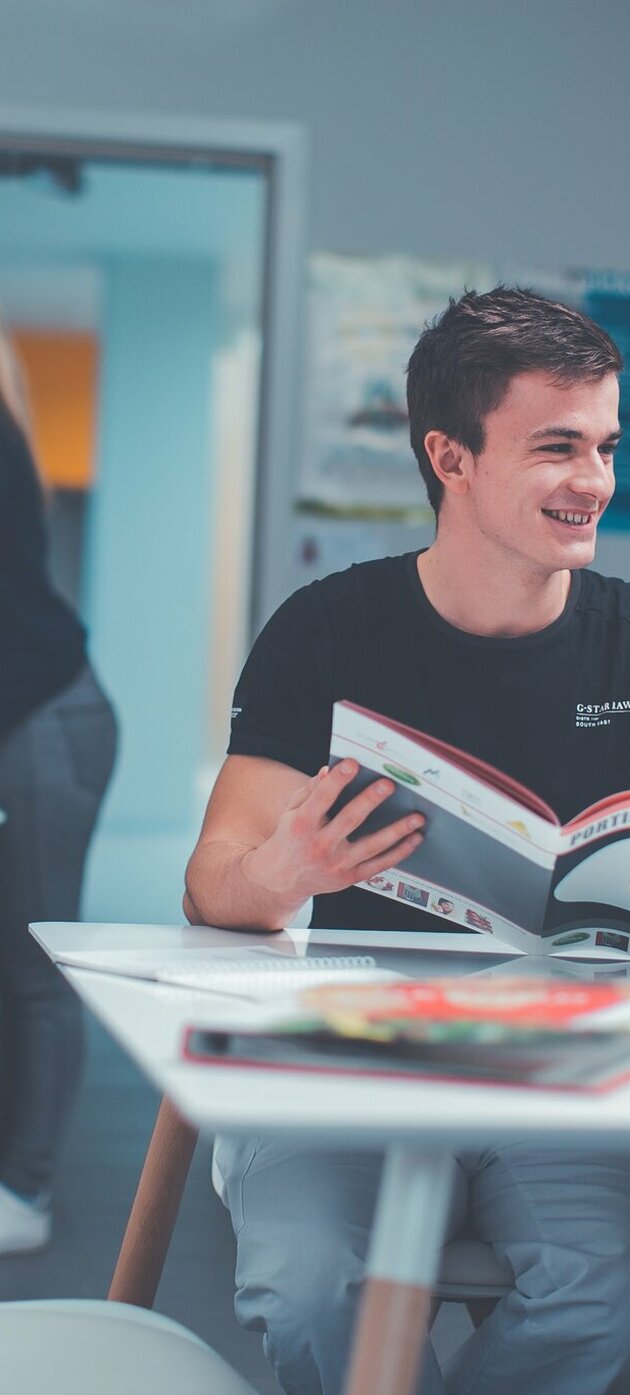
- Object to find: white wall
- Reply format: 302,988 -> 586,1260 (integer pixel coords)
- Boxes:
1,0 -> 629,268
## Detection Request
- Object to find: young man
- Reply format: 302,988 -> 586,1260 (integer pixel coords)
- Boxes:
185,288 -> 630,1395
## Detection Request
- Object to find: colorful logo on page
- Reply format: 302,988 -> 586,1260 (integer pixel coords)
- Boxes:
382,763 -> 420,786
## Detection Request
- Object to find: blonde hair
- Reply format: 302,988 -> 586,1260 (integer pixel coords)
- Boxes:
0,316 -> 47,496
0,319 -> 35,444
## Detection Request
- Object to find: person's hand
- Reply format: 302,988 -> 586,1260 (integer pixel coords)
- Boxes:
241,759 -> 425,904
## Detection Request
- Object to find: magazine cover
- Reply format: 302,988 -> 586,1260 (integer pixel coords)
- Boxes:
183,976 -> 630,1092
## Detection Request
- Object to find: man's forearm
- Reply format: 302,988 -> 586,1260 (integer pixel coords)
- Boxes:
184,839 -> 305,931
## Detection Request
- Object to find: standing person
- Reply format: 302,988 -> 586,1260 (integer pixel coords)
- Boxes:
0,326 -> 117,1254
184,288 -> 630,1394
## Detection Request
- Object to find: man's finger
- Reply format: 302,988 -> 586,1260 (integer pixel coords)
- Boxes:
353,828 -> 425,884
346,811 -> 425,864
329,775 -> 398,841
302,758 -> 362,818
284,771 -> 324,812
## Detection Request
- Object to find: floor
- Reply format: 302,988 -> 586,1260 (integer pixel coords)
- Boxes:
0,1011 -> 471,1393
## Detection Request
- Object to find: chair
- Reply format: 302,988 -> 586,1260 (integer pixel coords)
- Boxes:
0,1299 -> 258,1394
107,1097 -> 513,1329
435,1238 -> 512,1328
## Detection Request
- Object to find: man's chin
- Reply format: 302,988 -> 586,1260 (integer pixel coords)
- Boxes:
544,523 -> 598,570
571,552 -> 597,571
529,537 -> 596,579
561,535 -> 597,567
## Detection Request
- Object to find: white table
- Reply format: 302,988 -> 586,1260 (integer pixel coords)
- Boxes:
31,920 -> 630,1395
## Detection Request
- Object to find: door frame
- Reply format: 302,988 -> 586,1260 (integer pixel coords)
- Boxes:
0,105 -> 309,637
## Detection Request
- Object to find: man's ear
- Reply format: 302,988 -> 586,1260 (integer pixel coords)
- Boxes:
423,430 -> 472,497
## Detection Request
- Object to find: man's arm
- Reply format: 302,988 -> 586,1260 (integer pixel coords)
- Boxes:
184,753 -> 425,931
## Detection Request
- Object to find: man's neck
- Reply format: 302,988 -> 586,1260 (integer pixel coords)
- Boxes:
417,538 -> 571,638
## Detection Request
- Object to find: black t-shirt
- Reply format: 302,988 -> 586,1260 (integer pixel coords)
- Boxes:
0,405 -> 87,739
228,551 -> 630,932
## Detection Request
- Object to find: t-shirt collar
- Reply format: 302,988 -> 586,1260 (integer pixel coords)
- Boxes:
406,549 -> 582,651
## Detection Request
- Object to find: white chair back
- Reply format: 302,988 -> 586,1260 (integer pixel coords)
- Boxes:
0,1300 -> 259,1395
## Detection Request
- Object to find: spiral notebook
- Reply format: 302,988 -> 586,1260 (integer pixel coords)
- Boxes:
56,944 -> 402,1001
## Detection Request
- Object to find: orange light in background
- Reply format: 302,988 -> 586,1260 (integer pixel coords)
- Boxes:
11,329 -> 98,489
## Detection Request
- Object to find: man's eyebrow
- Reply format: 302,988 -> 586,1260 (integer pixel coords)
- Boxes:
528,425 -> 623,442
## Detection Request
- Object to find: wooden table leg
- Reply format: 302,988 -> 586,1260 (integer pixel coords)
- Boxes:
343,1146 -> 454,1395
108,1094 -> 199,1308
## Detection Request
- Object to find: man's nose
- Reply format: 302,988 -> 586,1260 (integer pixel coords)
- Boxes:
570,453 -> 614,503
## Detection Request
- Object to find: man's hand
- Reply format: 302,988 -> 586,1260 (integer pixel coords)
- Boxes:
242,759 -> 425,904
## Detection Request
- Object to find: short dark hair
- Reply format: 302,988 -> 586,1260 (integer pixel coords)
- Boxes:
406,286 -> 623,516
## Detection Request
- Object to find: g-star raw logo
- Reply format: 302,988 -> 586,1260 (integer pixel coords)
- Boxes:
575,699 -> 630,729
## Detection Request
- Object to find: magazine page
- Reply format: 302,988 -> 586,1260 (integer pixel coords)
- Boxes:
330,701 -> 560,954
342,702 -> 559,820
540,796 -> 630,959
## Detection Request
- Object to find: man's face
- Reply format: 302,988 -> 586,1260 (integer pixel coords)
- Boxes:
456,370 -> 621,576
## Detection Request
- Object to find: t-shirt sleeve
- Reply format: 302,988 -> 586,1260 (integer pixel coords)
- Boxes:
227,583 -> 334,777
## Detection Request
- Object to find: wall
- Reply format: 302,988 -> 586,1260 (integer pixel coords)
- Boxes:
85,257 -> 217,830
1,0 -> 629,268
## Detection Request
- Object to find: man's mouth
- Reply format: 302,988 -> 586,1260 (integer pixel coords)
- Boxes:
541,508 -> 594,527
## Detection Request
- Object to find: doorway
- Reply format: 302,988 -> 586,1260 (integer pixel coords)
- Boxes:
0,113 -> 305,918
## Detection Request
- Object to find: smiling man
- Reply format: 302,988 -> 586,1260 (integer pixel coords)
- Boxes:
185,288 -> 630,1395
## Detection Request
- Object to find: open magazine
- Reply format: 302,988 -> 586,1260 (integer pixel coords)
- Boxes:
182,975 -> 630,1093
329,700 -> 630,960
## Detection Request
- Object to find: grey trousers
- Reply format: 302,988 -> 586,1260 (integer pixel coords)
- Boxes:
215,1134 -> 630,1395
0,665 -> 117,1197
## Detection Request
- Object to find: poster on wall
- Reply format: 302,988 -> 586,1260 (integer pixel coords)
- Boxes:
298,253 -> 492,517
298,254 -> 630,527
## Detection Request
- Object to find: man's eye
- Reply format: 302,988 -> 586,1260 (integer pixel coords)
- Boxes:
541,444 -> 571,454
600,445 -> 617,459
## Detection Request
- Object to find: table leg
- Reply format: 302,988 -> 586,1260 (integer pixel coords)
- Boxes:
108,1094 -> 199,1307
343,1146 -> 454,1395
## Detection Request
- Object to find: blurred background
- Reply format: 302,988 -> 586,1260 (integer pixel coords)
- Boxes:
1,4 -> 629,1387
0,0 -> 629,929
0,147 -> 270,924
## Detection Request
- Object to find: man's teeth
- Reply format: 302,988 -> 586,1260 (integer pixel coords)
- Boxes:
545,509 -> 591,525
